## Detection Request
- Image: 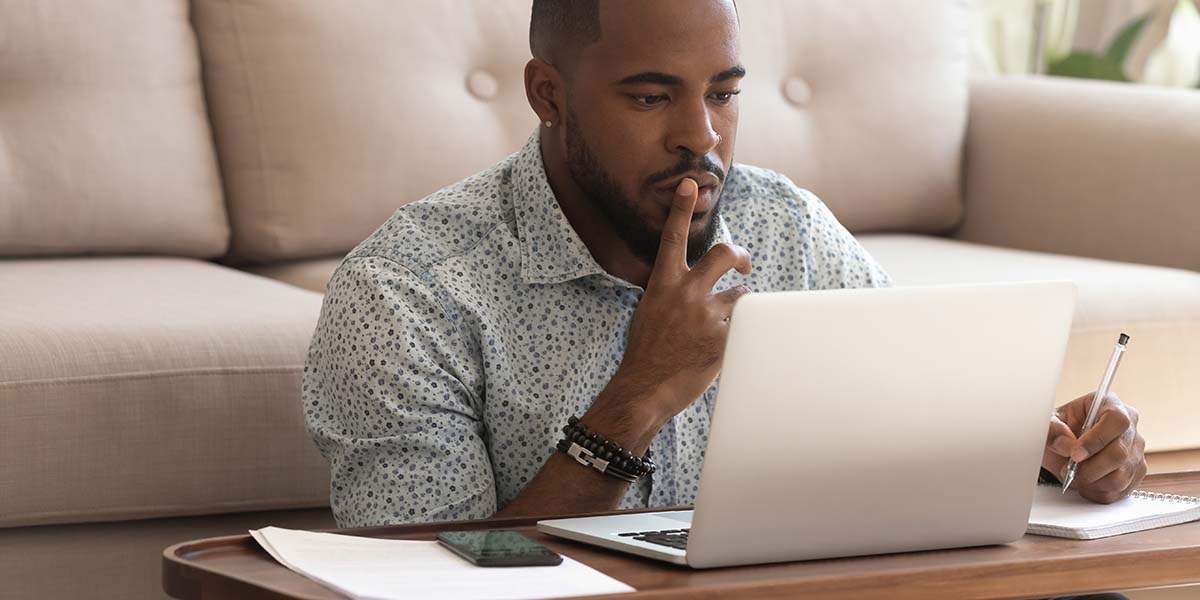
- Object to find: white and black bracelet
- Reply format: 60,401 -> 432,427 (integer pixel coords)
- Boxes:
556,416 -> 656,483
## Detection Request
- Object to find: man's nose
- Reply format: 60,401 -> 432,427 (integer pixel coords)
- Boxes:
665,96 -> 721,158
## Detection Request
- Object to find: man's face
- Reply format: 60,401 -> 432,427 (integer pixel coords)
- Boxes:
562,0 -> 742,267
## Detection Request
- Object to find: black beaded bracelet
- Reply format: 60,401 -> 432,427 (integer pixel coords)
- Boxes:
557,416 -> 656,483
566,416 -> 656,476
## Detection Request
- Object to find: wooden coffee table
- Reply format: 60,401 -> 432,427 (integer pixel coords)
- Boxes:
163,471 -> 1200,600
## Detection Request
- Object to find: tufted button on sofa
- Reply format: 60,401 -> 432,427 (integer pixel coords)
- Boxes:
1,1 -> 1198,598
782,76 -> 814,106
466,70 -> 502,100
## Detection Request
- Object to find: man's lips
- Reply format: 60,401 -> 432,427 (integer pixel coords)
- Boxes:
654,172 -> 721,193
652,184 -> 718,216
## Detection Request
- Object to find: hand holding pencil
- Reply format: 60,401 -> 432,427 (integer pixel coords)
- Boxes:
1042,333 -> 1148,504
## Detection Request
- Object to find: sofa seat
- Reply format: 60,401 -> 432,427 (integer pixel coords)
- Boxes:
0,257 -> 330,527
244,256 -> 345,294
861,234 -> 1200,452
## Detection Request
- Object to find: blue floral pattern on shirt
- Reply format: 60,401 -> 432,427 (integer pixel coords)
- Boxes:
303,131 -> 892,527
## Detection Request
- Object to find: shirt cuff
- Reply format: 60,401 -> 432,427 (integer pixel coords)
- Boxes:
1038,467 -> 1062,486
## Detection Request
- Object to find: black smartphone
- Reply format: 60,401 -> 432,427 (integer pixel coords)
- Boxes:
436,530 -> 563,567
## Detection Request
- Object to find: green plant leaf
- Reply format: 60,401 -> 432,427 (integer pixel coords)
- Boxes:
1047,52 -> 1130,81
1105,14 -> 1151,66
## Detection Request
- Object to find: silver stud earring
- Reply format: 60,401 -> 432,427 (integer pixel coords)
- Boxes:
544,120 -> 553,128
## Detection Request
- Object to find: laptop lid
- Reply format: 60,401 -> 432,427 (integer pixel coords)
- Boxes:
684,281 -> 1076,568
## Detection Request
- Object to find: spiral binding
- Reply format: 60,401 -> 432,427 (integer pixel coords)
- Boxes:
1130,490 -> 1200,504
1038,482 -> 1200,505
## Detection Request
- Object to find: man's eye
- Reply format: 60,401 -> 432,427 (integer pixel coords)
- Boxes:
634,94 -> 668,107
710,89 -> 742,105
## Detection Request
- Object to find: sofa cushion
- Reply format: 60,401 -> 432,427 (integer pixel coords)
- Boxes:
735,1 -> 968,234
0,0 -> 228,258
244,257 -> 345,293
861,234 -> 1200,452
192,0 -> 967,264
191,0 -> 539,264
0,258 -> 328,527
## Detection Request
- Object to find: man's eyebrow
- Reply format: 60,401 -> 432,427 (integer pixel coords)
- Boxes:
616,72 -> 682,86
711,65 -> 746,83
615,66 -> 747,87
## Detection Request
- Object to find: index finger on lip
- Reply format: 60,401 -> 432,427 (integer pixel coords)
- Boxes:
655,178 -> 698,275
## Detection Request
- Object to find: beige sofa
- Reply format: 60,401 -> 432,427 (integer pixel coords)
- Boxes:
2,1 -> 1197,598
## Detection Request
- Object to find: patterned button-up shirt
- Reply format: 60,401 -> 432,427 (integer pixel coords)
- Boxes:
303,132 -> 892,527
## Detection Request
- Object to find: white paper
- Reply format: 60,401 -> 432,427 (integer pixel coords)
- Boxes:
1028,485 -> 1200,535
250,526 -> 635,600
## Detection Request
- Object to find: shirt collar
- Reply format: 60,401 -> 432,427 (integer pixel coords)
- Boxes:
512,130 -> 733,286
512,132 -> 606,285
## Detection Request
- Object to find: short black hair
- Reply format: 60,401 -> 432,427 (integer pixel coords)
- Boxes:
529,0 -> 602,68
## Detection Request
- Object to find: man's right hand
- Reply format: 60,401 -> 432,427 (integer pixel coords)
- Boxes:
497,178 -> 753,518
598,177 -> 753,438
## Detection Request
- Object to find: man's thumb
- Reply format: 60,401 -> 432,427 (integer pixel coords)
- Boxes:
1046,415 -> 1076,458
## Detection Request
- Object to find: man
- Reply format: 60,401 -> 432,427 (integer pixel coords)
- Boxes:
304,0 -> 1145,542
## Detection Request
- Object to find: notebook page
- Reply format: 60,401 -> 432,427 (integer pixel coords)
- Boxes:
251,526 -> 635,600
1028,485 -> 1200,533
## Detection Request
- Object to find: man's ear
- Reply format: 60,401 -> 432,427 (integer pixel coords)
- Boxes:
524,58 -> 563,126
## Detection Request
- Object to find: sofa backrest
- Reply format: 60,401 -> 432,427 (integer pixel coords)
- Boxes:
0,0 -> 229,259
734,1 -> 969,235
192,0 -> 969,265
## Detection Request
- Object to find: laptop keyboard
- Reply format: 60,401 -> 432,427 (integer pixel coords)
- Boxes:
617,528 -> 690,550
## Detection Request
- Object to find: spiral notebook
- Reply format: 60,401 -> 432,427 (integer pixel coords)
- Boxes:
1027,483 -> 1200,540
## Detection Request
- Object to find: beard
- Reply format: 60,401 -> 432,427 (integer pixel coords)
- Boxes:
563,110 -> 724,268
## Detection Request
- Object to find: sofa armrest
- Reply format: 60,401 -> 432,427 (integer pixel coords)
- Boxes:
956,75 -> 1199,272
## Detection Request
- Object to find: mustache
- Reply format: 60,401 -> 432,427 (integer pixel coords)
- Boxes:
645,154 -> 726,188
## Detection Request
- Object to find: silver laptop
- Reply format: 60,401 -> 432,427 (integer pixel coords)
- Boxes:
538,282 -> 1077,569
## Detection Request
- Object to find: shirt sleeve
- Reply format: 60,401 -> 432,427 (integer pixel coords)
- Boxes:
791,184 -> 893,290
302,255 -> 496,527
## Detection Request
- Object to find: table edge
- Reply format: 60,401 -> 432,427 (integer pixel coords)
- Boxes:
161,470 -> 1200,600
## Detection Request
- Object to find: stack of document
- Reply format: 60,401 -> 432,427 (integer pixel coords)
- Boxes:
251,527 -> 635,600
